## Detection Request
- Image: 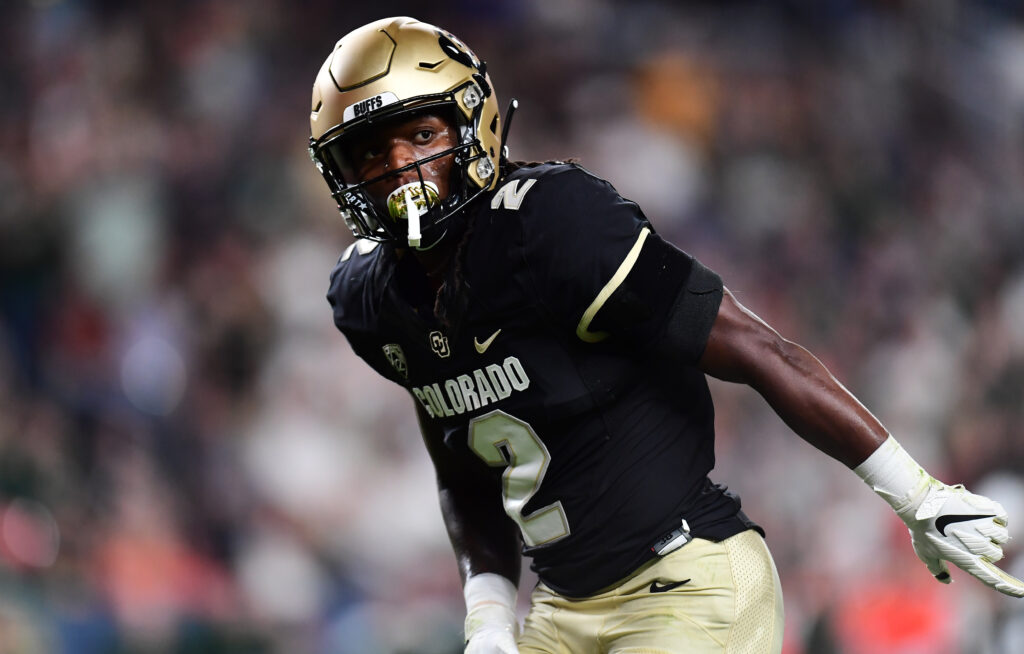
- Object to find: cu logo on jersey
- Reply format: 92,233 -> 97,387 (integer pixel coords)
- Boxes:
429,331 -> 451,358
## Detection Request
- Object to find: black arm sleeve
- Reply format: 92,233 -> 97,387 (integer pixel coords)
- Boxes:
588,233 -> 723,365
517,164 -> 723,365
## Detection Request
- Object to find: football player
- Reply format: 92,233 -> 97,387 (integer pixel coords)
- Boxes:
308,17 -> 1024,654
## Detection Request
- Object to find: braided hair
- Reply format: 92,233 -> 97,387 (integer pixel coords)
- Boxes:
433,209 -> 477,326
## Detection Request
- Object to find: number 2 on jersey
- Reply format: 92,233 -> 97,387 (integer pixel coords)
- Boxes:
468,410 -> 570,547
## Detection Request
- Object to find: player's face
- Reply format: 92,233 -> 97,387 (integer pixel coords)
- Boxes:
344,112 -> 458,205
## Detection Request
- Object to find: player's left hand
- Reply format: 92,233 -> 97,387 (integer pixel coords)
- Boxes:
898,480 -> 1024,598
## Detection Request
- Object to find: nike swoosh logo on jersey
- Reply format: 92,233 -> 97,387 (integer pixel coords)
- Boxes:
936,513 -> 997,536
473,329 -> 502,354
649,579 -> 690,593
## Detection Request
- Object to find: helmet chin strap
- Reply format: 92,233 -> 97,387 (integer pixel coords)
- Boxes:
411,199 -> 469,253
411,228 -> 448,252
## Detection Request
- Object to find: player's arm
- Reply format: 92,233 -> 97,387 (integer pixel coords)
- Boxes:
698,288 -> 1024,598
698,288 -> 887,467
414,401 -> 522,652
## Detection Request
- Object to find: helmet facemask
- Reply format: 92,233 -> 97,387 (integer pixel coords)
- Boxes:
310,92 -> 492,250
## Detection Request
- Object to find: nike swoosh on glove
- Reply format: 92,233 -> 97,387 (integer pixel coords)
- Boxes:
855,436 -> 1024,598
898,480 -> 1024,598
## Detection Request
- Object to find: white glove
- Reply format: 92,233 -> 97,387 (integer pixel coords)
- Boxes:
463,573 -> 520,654
465,624 -> 519,654
856,436 -> 1024,598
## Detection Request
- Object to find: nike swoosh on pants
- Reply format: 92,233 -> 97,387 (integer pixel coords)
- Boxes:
649,579 -> 690,593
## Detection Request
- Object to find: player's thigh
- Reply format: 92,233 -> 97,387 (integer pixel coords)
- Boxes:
517,581 -> 608,654
517,605 -> 566,654
516,583 -> 570,654
519,531 -> 783,654
720,530 -> 784,654
606,530 -> 784,654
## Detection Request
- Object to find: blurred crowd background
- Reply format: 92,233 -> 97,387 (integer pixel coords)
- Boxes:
2,0 -> 1024,652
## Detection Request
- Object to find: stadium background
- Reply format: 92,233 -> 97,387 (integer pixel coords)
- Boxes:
1,0 -> 1024,652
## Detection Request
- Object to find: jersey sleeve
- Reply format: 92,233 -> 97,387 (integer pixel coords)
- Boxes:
519,164 -> 722,365
325,240 -> 408,385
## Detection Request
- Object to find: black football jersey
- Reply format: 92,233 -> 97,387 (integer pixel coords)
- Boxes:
327,162 -> 760,597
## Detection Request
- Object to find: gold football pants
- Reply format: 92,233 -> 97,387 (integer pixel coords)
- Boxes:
517,530 -> 784,653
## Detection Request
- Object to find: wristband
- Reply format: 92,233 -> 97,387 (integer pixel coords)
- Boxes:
463,573 -> 518,641
853,435 -> 932,512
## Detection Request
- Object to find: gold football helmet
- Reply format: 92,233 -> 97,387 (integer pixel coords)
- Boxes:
309,17 -> 511,247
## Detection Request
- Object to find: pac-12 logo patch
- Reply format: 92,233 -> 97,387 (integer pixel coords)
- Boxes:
429,331 -> 451,358
382,343 -> 408,379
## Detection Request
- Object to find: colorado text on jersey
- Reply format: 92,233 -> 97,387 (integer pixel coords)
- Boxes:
412,356 -> 530,418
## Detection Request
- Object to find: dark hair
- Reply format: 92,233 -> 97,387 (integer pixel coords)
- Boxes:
433,210 -> 476,325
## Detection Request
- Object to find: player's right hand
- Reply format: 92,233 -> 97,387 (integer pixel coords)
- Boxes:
465,624 -> 519,654
898,479 -> 1024,598
463,573 -> 520,653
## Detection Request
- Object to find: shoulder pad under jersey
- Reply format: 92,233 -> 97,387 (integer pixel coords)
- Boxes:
326,239 -> 389,335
